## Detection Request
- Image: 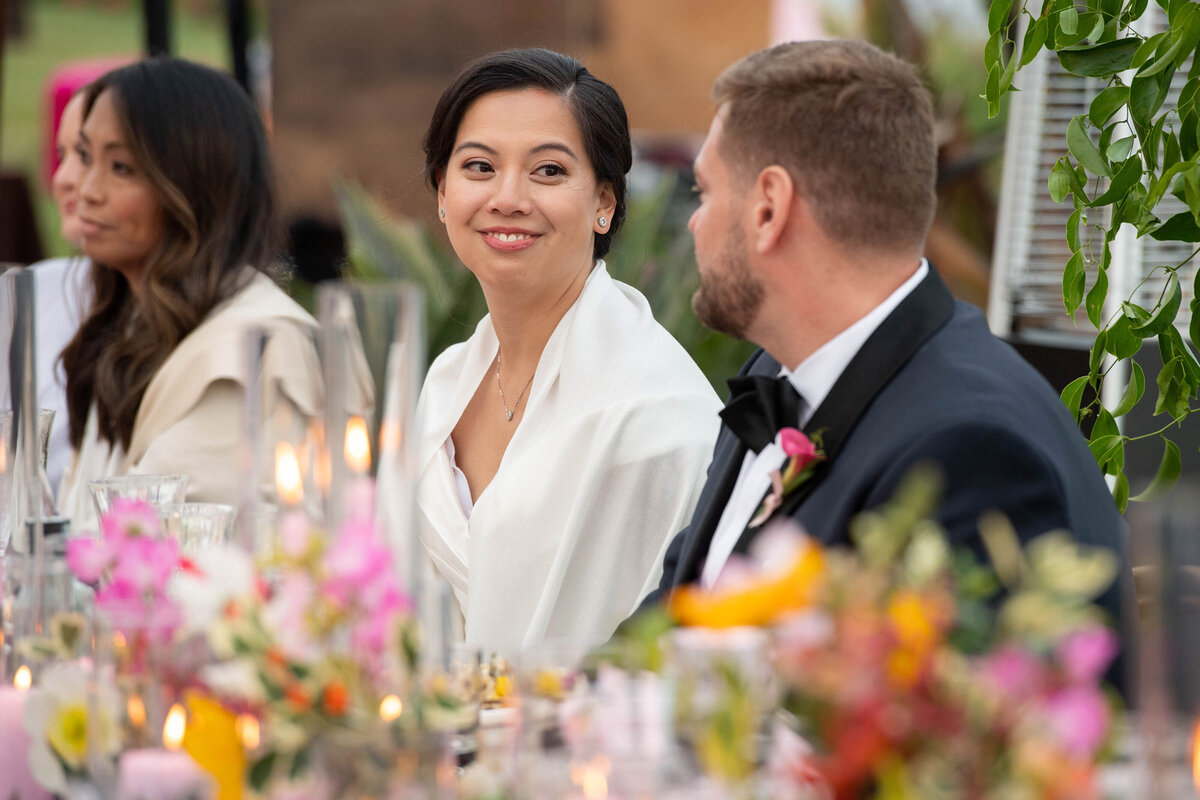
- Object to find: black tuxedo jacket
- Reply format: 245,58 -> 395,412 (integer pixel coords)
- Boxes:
643,267 -> 1130,638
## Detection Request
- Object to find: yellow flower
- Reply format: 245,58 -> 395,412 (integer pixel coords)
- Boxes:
669,541 -> 825,628
46,704 -> 89,769
182,692 -> 245,800
887,590 -> 940,652
493,674 -> 513,699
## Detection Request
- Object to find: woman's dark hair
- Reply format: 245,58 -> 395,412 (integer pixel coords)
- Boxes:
61,57 -> 277,450
422,48 -> 632,261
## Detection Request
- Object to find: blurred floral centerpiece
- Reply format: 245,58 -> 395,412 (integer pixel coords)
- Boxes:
660,468 -> 1122,800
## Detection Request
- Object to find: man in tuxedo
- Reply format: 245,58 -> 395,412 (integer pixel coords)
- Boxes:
642,40 -> 1129,636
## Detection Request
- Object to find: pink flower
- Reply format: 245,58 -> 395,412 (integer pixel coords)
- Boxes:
1043,685 -> 1110,758
111,536 -> 179,595
66,536 -> 117,583
96,579 -> 149,630
322,518 -> 389,606
981,645 -> 1046,698
278,511 -> 311,559
779,428 -> 818,465
1056,626 -> 1118,685
101,498 -> 161,541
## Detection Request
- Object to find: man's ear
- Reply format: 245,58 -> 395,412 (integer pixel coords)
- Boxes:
595,182 -> 617,234
749,165 -> 794,254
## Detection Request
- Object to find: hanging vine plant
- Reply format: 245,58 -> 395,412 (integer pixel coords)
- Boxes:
986,0 -> 1200,510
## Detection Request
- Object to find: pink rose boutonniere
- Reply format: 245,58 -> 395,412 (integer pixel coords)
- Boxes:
749,428 -> 826,528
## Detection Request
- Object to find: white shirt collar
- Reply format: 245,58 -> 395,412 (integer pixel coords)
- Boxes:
783,259 -> 929,424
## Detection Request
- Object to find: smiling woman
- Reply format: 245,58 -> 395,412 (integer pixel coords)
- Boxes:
55,58 -> 353,532
414,48 -> 721,655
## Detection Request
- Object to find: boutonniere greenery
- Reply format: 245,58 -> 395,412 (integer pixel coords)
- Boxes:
749,427 -> 826,528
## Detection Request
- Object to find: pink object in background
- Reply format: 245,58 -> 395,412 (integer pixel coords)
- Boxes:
0,687 -> 53,800
770,0 -> 829,45
118,749 -> 214,800
43,58 -> 133,187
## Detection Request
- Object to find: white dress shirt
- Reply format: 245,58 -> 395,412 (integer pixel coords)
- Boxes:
700,260 -> 929,587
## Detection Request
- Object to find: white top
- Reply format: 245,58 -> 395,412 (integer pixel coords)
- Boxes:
416,262 -> 722,656
58,271 -> 332,533
0,257 -> 91,493
700,260 -> 928,587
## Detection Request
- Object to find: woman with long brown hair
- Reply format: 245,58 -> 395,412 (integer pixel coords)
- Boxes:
57,58 -> 327,531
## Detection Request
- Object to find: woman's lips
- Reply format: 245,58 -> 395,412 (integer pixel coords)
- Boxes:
77,216 -> 108,237
481,230 -> 539,251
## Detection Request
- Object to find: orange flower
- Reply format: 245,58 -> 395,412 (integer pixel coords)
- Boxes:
182,692 -> 245,800
284,684 -> 310,711
321,681 -> 349,716
669,541 -> 825,628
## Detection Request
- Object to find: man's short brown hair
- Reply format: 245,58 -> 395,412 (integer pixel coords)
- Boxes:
713,40 -> 937,253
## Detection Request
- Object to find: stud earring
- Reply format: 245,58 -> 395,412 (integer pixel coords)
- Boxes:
598,216 -> 607,228
439,208 -> 446,219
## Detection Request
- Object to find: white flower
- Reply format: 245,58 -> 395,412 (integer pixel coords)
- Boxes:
23,662 -> 120,794
199,659 -> 266,704
170,545 -> 256,631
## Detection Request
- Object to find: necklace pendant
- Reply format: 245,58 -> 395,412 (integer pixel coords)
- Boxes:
505,409 -> 514,421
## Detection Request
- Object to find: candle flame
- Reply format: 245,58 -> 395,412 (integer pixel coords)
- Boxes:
127,694 -> 147,728
275,442 -> 304,506
379,694 -> 403,722
13,666 -> 31,691
345,416 -> 371,473
163,703 -> 187,750
570,756 -> 610,799
1192,718 -> 1200,789
236,714 -> 260,750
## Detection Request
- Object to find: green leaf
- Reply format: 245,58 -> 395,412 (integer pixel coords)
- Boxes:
1106,314 -> 1142,358
1085,263 -> 1108,328
249,752 -> 278,792
1164,131 -> 1182,170
1068,115 -> 1112,177
1021,16 -> 1051,67
1106,135 -> 1136,162
1191,272 -> 1200,349
986,62 -> 1002,118
1139,32 -> 1188,77
1114,470 -> 1130,512
1131,439 -> 1182,501
1049,159 -> 1073,203
1148,160 -> 1195,208
1090,328 -> 1109,374
1067,207 -> 1085,251
1131,32 -> 1167,70
1061,374 -> 1091,419
1151,211 -> 1200,241
1166,324 -> 1200,382
1091,156 -> 1142,205
1131,67 -> 1175,126
1093,407 -> 1120,440
989,0 -> 1016,35
985,29 -> 1003,67
1059,6 -> 1079,34
1111,359 -> 1146,416
1064,250 -> 1087,315
1088,433 -> 1125,465
1057,38 -> 1141,77
1089,86 -> 1129,128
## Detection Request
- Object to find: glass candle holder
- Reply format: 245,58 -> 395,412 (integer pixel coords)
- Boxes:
88,474 -> 189,522
156,503 -> 236,557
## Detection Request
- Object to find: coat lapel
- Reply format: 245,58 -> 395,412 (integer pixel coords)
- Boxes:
672,349 -> 778,588
733,266 -> 956,552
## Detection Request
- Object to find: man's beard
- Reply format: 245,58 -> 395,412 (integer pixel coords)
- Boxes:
691,226 -> 764,340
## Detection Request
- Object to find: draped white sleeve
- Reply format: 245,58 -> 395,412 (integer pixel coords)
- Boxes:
416,262 -> 721,656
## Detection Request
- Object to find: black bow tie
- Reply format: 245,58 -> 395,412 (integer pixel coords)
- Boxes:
719,374 -> 804,453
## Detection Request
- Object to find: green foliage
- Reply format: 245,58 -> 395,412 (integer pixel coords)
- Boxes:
333,174 -> 753,394
987,0 -> 1200,509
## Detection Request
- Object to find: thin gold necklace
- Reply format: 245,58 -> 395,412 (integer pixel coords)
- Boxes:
496,351 -> 535,422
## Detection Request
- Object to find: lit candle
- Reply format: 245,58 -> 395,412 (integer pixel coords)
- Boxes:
379,694 -> 403,722
274,442 -> 304,508
344,415 -> 371,476
163,703 -> 187,751
117,749 -> 213,800
0,670 -> 52,800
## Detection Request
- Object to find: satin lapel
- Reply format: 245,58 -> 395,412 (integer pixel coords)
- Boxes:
673,349 -> 780,588
736,267 -> 956,546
